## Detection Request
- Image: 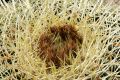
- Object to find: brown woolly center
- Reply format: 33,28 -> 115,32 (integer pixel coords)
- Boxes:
39,25 -> 83,68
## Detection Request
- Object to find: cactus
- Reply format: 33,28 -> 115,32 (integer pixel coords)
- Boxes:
0,0 -> 120,80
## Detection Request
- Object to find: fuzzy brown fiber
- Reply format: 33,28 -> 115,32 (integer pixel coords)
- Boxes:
39,25 -> 83,68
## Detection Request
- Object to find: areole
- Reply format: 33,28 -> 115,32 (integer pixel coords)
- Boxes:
39,24 -> 83,68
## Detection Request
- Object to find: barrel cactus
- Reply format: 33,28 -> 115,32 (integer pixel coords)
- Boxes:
0,0 -> 120,80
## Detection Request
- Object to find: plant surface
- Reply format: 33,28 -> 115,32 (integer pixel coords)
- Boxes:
0,0 -> 120,80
